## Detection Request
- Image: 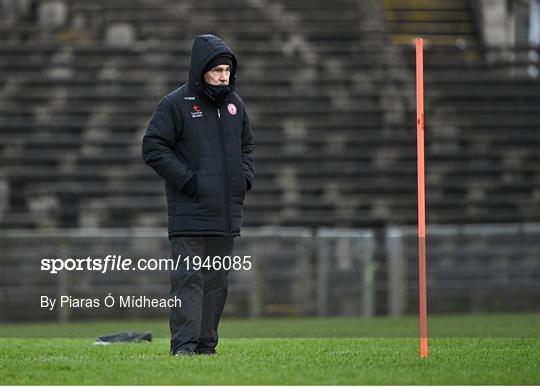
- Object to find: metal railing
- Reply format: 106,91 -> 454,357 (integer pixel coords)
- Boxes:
1,224 -> 538,321
386,223 -> 540,315
0,227 -> 377,321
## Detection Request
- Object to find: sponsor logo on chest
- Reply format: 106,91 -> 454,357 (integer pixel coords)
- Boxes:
191,104 -> 203,118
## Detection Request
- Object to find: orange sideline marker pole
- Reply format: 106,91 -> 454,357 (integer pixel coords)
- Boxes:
416,38 -> 428,359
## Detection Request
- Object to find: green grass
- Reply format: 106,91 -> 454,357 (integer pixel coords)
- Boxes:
2,313 -> 539,338
1,314 -> 539,385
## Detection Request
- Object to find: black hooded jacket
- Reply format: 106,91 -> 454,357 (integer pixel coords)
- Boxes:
142,35 -> 255,237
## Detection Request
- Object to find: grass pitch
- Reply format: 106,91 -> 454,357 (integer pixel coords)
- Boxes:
1,314 -> 539,385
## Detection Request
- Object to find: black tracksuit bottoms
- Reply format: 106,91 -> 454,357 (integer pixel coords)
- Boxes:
169,236 -> 234,354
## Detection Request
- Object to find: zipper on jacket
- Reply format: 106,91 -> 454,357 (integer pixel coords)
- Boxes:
218,107 -> 231,235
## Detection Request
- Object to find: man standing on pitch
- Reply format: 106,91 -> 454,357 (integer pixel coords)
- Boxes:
142,34 -> 255,356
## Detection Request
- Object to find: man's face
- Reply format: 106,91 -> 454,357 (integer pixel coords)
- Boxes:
203,64 -> 231,86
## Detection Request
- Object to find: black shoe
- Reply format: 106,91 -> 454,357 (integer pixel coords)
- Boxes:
195,349 -> 217,355
174,349 -> 196,356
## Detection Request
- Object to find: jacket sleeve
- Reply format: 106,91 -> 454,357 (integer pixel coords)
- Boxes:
142,96 -> 194,192
241,104 -> 255,191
